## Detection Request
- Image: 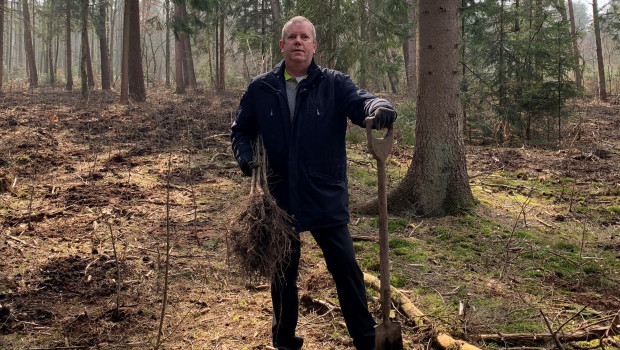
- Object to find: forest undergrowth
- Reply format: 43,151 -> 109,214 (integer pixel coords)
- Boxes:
0,86 -> 618,349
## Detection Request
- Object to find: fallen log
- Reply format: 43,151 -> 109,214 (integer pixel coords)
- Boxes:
477,326 -> 619,346
363,272 -> 482,350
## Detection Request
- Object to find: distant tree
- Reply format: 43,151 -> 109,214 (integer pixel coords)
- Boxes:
402,0 -> 417,96
0,0 -> 4,91
120,0 -> 129,103
173,1 -> 185,94
94,0 -> 111,90
128,0 -> 146,101
22,0 -> 38,88
178,0 -> 196,90
567,0 -> 583,89
80,0 -> 88,98
165,0 -> 171,88
66,0 -> 73,90
592,0 -> 607,101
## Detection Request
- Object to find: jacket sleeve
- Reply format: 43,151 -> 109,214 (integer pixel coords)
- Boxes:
336,73 -> 396,128
231,86 -> 258,170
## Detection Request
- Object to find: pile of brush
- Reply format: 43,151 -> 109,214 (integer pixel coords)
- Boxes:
228,136 -> 297,280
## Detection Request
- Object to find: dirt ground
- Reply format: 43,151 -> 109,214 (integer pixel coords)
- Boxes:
0,86 -> 618,349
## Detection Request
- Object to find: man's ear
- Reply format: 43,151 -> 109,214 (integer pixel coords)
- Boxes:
279,40 -> 284,52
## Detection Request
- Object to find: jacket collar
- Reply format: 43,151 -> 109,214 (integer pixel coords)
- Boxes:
265,59 -> 321,88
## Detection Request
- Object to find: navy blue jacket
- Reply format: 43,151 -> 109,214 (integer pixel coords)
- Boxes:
231,60 -> 394,231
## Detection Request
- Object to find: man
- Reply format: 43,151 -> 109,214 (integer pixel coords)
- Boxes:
231,16 -> 396,350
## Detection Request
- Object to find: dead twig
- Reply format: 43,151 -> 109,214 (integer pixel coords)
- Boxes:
105,220 -> 122,319
539,309 -> 566,350
5,234 -> 37,248
500,188 -> 533,280
155,152 -> 173,349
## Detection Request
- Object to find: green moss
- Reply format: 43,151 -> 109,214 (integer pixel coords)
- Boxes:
515,230 -> 535,239
605,206 -> 620,214
390,274 -> 407,288
369,217 -> 409,233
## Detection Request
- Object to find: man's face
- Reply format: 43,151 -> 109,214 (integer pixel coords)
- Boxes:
279,20 -> 317,70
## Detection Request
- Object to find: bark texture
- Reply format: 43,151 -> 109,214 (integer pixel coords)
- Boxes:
365,0 -> 474,216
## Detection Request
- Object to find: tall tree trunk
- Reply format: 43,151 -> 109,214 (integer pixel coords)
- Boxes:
128,0 -> 146,101
269,0 -> 281,67
567,0 -> 582,90
358,0 -> 368,89
375,0 -> 474,216
498,0 -> 507,142
218,10 -> 225,91
81,0 -> 89,98
120,0 -> 129,103
48,18 -> 55,83
66,1 -> 73,90
592,0 -> 606,101
23,0 -> 38,88
173,1 -> 185,94
165,0 -> 170,88
85,34 -> 95,88
402,0 -> 417,97
95,0 -> 111,90
8,0 -> 13,78
0,0 -> 4,90
110,0 -> 119,82
178,0 -> 196,90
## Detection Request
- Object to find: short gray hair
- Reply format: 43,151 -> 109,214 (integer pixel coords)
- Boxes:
281,16 -> 316,42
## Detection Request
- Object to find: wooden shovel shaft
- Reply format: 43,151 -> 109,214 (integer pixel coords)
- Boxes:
366,118 -> 394,324
376,157 -> 391,323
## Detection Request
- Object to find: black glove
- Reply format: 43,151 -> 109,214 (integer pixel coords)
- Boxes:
372,107 -> 397,130
239,158 -> 259,177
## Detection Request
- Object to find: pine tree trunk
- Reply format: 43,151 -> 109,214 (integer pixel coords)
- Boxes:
66,2 -> 73,90
22,0 -> 38,88
402,0 -> 417,97
128,0 -> 146,101
367,0 -> 474,216
269,0 -> 281,67
178,0 -> 196,90
8,0 -> 13,78
81,0 -> 89,98
173,2 -> 185,94
592,0 -> 607,101
95,0 -> 111,90
120,0 -> 129,103
48,19 -> 55,83
85,34 -> 95,88
0,0 -> 4,90
165,0 -> 170,88
567,0 -> 582,90
218,11 -> 225,91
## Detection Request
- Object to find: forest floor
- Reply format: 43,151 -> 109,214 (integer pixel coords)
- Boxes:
0,86 -> 618,350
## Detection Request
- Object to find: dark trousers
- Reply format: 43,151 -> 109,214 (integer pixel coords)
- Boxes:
271,224 -> 376,350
